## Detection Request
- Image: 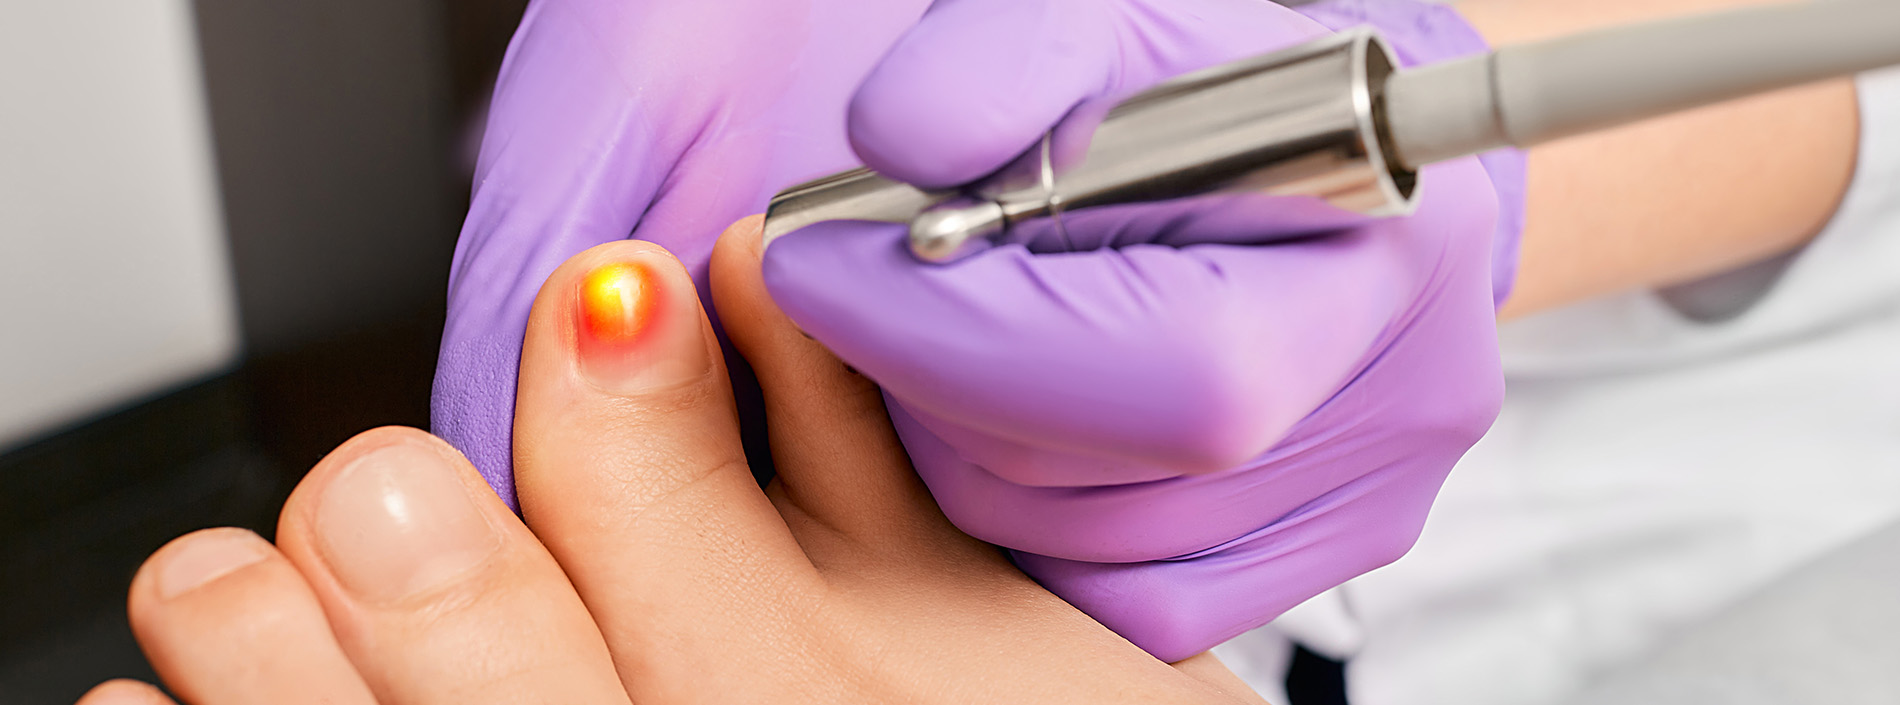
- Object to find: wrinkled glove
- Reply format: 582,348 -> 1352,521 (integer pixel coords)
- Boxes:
432,0 -> 929,506
763,0 -> 1526,661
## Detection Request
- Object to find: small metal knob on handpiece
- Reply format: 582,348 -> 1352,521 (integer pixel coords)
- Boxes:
908,198 -> 1006,262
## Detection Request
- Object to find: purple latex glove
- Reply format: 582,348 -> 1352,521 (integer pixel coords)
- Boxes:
432,0 -> 931,505
764,0 -> 1525,661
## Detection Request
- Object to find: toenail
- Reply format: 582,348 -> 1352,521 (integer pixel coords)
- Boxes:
157,529 -> 270,600
573,256 -> 713,394
315,440 -> 500,604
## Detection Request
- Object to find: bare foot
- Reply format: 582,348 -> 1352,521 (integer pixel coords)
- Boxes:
86,218 -> 1267,705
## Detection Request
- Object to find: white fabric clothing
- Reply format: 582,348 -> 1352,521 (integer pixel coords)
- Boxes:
1216,66 -> 1900,704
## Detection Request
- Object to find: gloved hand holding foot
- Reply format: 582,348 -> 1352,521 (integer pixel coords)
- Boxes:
433,0 -> 930,505
764,0 -> 1526,661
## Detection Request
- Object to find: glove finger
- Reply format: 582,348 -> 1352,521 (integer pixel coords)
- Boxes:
771,222 -> 1384,476
899,206 -> 1503,563
849,0 -> 1328,189
765,159 -> 1496,477
847,0 -> 1114,188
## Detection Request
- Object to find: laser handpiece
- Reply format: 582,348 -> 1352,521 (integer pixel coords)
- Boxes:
762,0 -> 1900,263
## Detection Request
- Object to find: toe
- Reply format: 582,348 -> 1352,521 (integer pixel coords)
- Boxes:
73,680 -> 176,705
512,240 -> 825,696
274,427 -> 630,705
128,528 -> 374,705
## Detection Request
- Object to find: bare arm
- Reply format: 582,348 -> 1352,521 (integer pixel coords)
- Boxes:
1456,0 -> 1862,319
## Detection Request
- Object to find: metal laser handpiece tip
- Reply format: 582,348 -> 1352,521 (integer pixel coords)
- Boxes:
908,199 -> 1007,263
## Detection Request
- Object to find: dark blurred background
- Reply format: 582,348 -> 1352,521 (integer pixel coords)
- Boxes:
0,1 -> 529,701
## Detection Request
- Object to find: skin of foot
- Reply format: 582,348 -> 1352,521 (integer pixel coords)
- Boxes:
76,217 -> 1268,705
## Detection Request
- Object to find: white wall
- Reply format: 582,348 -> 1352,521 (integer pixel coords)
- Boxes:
0,1 -> 240,450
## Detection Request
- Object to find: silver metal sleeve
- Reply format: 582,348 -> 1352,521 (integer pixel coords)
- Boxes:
1008,29 -> 1413,217
1387,0 -> 1900,169
906,29 -> 1416,262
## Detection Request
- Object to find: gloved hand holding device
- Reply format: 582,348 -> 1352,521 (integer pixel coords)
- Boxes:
763,0 -> 1527,661
433,0 -> 930,504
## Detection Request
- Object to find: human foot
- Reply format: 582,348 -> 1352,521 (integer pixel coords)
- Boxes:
87,222 -> 1266,705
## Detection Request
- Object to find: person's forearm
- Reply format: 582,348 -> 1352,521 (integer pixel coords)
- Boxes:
1456,0 -> 1861,319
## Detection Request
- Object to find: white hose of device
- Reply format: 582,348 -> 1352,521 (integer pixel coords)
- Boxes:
1385,0 -> 1900,169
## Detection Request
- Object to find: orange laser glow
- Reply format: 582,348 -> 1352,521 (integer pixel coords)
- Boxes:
578,262 -> 653,343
